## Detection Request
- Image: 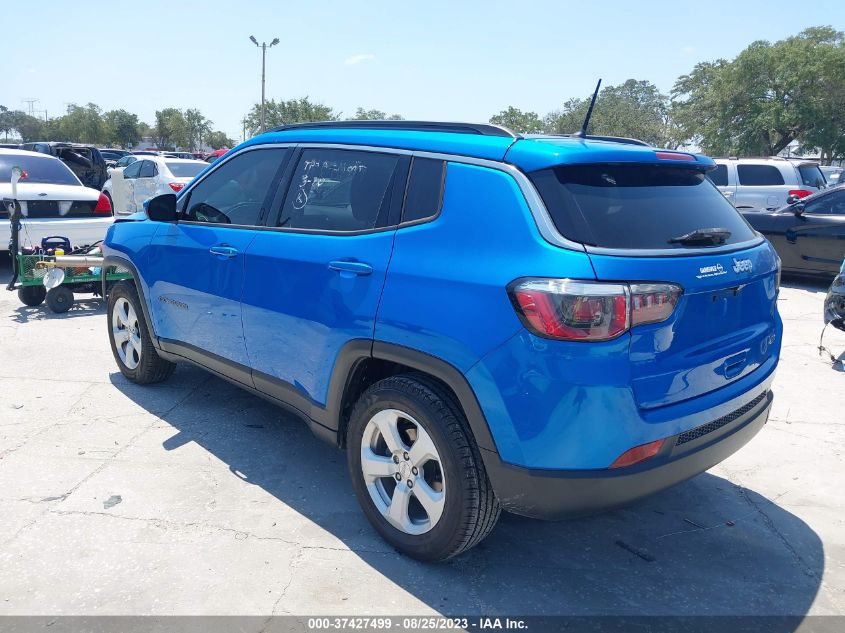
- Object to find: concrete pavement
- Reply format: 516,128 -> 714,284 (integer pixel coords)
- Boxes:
0,257 -> 843,616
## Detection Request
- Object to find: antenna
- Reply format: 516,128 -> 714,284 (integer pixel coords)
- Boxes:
573,79 -> 602,138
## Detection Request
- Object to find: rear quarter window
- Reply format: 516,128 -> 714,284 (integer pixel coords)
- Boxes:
737,164 -> 785,186
707,164 -> 729,187
530,164 -> 757,250
798,164 -> 825,188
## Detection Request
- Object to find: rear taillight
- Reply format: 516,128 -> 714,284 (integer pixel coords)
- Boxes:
94,192 -> 112,215
610,439 -> 665,469
788,189 -> 813,199
169,182 -> 185,193
510,279 -> 682,342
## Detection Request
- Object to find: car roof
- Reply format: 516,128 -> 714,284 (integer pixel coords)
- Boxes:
0,148 -> 61,159
240,123 -> 714,173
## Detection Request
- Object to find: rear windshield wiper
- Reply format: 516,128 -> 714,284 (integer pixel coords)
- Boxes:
668,228 -> 731,246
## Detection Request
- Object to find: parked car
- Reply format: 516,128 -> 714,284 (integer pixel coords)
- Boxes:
742,185 -> 845,277
0,143 -> 20,149
824,259 -> 845,331
820,166 -> 844,187
709,157 -> 826,210
19,142 -> 108,190
0,149 -> 113,255
110,154 -> 140,170
101,120 -> 781,561
102,156 -> 206,215
162,151 -> 195,160
99,148 -> 131,168
204,148 -> 228,163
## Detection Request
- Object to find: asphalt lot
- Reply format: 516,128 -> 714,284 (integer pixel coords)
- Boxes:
0,255 -> 843,617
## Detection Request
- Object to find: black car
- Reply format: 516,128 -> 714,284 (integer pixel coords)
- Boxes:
825,260 -> 845,331
741,186 -> 845,277
99,148 -> 130,167
19,141 -> 108,189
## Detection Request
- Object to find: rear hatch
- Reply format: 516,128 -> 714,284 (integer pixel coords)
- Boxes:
529,160 -> 780,409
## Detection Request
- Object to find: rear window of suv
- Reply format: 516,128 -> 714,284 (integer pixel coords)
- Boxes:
530,164 -> 757,249
798,164 -> 825,188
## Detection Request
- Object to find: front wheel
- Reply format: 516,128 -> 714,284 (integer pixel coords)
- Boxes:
18,285 -> 46,307
107,281 -> 175,384
45,286 -> 73,313
347,374 -> 500,561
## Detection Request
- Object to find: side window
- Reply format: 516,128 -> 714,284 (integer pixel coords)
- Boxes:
139,161 -> 156,178
183,148 -> 288,226
123,161 -> 142,179
402,158 -> 446,224
737,164 -> 785,186
277,148 -> 399,232
707,164 -> 728,187
805,191 -> 845,216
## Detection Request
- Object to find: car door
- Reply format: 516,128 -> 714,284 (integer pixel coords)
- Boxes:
133,160 -> 158,210
241,146 -> 408,412
735,163 -> 785,210
118,160 -> 142,214
144,146 -> 290,380
788,189 -> 845,274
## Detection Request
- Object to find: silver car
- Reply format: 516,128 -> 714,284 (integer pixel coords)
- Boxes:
709,157 -> 826,210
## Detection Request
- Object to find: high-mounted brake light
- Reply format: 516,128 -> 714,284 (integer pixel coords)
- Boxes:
510,279 -> 682,342
787,189 -> 812,199
94,192 -> 112,215
169,182 -> 185,193
654,151 -> 695,162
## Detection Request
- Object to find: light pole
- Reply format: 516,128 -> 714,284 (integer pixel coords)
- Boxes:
249,35 -> 279,134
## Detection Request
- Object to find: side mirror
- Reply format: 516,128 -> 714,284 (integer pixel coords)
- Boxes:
786,194 -> 801,205
792,203 -> 805,216
145,193 -> 178,222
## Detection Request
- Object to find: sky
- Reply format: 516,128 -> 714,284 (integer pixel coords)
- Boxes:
2,0 -> 843,142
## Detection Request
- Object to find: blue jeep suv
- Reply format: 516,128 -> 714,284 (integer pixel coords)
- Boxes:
101,121 -> 782,560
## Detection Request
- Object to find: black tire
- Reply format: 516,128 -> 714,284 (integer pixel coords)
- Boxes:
45,286 -> 73,313
18,285 -> 46,307
107,281 -> 175,384
347,374 -> 500,561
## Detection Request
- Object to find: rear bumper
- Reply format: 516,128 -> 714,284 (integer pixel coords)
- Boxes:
483,389 -> 772,520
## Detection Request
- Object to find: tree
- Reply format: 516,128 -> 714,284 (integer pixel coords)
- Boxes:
51,103 -> 104,144
545,80 -> 678,147
4,110 -> 44,142
672,27 -> 845,158
183,108 -> 212,151
103,109 -> 141,148
489,106 -> 544,133
153,108 -> 185,150
244,97 -> 337,135
206,130 -> 235,150
351,107 -> 403,121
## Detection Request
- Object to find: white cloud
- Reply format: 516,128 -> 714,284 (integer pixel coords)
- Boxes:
344,53 -> 376,66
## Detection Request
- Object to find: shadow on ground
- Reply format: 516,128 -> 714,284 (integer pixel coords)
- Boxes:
110,364 -> 825,618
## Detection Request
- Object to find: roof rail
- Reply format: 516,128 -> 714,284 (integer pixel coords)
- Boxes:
526,133 -> 649,147
266,120 -> 521,139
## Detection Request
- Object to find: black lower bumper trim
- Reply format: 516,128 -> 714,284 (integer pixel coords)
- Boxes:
482,390 -> 772,520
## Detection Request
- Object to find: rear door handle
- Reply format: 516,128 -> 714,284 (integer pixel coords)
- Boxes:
209,245 -> 238,258
328,260 -> 373,277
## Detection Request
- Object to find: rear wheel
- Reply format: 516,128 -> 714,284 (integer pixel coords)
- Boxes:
45,286 -> 73,313
18,285 -> 46,307
107,281 -> 175,384
347,374 -> 500,561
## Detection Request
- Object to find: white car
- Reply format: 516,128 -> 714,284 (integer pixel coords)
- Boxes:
709,157 -> 826,210
102,156 -> 207,215
1,149 -> 113,252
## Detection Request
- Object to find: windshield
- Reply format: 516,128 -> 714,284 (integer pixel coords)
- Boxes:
166,162 -> 206,178
0,154 -> 80,186
530,164 -> 757,249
